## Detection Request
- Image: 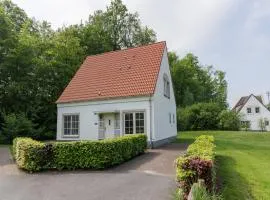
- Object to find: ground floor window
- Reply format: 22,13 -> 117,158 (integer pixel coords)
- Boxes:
63,114 -> 79,136
241,121 -> 250,127
124,112 -> 145,134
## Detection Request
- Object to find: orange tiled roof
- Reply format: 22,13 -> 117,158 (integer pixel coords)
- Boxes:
56,41 -> 166,103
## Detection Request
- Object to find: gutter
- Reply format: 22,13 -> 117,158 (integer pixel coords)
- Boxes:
149,96 -> 153,148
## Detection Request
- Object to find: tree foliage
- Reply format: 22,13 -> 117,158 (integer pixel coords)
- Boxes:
177,103 -> 223,131
218,110 -> 240,131
0,0 -> 229,142
0,0 -> 156,142
169,52 -> 227,108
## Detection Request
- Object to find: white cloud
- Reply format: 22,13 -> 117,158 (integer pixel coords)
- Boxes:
12,0 -> 109,28
126,0 -> 237,53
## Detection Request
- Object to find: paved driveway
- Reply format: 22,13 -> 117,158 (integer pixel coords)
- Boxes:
0,143 -> 187,200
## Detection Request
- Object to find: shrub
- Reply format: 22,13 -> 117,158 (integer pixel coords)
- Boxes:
187,135 -> 215,160
218,110 -> 240,131
14,137 -> 46,171
1,113 -> 55,144
177,103 -> 222,131
1,113 -> 35,143
175,135 -> 216,199
13,134 -> 147,172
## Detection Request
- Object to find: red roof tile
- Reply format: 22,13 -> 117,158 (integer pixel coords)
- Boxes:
56,41 -> 166,103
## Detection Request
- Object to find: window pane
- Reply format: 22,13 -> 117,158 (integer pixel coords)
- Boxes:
125,113 -> 134,134
63,114 -> 79,136
135,112 -> 144,133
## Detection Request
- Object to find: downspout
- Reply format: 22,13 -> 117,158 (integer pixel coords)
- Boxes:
149,96 -> 153,148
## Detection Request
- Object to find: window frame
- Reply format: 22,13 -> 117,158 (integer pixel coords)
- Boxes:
163,74 -> 170,99
247,107 -> 252,114
255,107 -> 260,113
62,113 -> 80,138
123,111 -> 146,134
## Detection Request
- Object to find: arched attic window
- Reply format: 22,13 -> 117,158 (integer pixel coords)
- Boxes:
163,73 -> 170,99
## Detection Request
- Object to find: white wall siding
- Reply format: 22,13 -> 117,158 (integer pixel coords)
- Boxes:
152,48 -> 177,141
239,95 -> 270,131
57,97 -> 151,140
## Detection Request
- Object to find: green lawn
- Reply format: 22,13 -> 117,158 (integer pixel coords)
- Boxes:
176,131 -> 270,200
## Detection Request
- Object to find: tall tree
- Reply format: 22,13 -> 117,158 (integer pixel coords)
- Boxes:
169,52 -> 227,108
0,0 -> 157,142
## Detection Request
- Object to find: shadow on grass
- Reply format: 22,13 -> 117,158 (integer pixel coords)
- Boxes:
216,155 -> 254,200
174,137 -> 195,145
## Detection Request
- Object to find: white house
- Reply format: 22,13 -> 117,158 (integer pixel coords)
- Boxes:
232,94 -> 270,131
56,41 -> 177,147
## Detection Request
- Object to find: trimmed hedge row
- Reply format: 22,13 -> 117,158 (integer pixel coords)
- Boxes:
175,135 -> 216,199
13,134 -> 147,172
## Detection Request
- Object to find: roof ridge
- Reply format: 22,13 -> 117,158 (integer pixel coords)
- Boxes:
86,41 -> 166,59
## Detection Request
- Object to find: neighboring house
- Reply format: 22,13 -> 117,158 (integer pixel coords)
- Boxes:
56,41 -> 177,147
232,94 -> 270,131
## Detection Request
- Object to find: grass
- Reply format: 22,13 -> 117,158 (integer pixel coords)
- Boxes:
176,131 -> 270,200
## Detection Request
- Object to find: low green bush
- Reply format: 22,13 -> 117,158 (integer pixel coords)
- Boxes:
175,135 -> 216,199
14,137 -> 46,171
187,135 -> 215,160
13,134 -> 147,172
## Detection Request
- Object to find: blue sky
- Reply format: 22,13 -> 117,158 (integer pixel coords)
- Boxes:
12,0 -> 270,107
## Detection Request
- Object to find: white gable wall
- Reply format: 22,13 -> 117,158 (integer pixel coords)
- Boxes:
239,95 -> 270,131
152,48 -> 177,141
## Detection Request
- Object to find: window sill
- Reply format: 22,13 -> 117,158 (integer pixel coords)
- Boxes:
164,94 -> 170,99
62,135 -> 79,138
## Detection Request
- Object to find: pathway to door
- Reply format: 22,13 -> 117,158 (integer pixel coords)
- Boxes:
0,143 -> 187,200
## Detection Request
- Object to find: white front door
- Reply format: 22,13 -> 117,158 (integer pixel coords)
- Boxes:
104,114 -> 115,138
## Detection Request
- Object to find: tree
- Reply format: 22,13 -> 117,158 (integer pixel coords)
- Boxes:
169,52 -> 228,108
0,0 -> 157,142
84,0 -> 156,51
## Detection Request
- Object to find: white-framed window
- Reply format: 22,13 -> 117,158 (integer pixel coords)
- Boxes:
169,113 -> 171,124
124,111 -> 145,134
241,121 -> 250,127
265,120 -> 269,126
247,107 -> 252,114
63,114 -> 79,137
163,74 -> 170,98
255,107 -> 260,113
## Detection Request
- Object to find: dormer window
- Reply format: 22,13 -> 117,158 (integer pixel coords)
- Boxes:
255,107 -> 260,113
163,74 -> 170,98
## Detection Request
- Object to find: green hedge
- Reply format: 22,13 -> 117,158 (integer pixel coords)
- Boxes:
175,135 -> 216,198
13,134 -> 147,172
